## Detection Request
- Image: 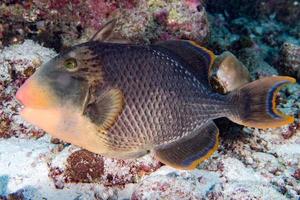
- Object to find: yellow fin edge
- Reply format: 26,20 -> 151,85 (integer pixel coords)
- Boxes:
239,76 -> 296,129
157,131 -> 220,170
184,131 -> 220,170
189,41 -> 216,70
270,77 -> 296,127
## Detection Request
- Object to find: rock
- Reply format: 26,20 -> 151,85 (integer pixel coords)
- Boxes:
277,42 -> 300,79
65,149 -> 104,183
132,167 -> 221,200
206,0 -> 300,26
0,40 -> 56,139
237,48 -> 278,79
0,1 -> 209,48
222,158 -> 288,199
293,169 -> 300,180
256,0 -> 300,25
251,152 -> 280,172
6,189 -> 25,200
118,0 -> 209,43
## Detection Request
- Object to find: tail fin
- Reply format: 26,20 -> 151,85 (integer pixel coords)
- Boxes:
228,76 -> 296,129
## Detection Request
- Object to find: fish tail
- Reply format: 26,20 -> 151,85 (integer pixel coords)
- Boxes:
227,76 -> 296,129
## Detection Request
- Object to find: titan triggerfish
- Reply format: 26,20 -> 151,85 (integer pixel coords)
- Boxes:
16,24 -> 295,169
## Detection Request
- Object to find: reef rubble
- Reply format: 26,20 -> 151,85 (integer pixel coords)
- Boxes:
0,0 -> 299,199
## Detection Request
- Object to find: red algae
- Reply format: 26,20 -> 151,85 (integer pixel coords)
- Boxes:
65,149 -> 104,183
293,169 -> 300,180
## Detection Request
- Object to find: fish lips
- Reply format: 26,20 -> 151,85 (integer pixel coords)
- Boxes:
16,74 -> 56,114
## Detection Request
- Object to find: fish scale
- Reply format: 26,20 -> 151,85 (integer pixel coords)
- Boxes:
89,43 -> 230,151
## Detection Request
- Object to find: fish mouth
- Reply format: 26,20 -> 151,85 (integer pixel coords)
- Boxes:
16,88 -> 26,114
16,76 -> 55,115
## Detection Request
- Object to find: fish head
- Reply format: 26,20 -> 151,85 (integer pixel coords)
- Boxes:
16,43 -> 103,144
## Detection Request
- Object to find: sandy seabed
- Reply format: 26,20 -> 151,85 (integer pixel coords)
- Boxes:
0,40 -> 299,200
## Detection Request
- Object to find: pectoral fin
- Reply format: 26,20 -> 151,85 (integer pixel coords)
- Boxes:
154,121 -> 220,170
84,89 -> 124,130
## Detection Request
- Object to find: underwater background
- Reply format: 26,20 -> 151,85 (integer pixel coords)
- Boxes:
0,0 -> 299,199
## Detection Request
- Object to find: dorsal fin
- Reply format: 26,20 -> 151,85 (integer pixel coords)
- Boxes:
154,40 -> 216,86
89,18 -> 130,44
90,19 -> 117,42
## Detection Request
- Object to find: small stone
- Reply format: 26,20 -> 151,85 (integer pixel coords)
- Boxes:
50,137 -> 62,144
65,149 -> 104,183
7,189 -> 25,200
277,43 -> 300,78
293,169 -> 300,180
23,66 -> 36,77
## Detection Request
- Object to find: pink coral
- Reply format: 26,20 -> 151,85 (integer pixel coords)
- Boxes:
86,0 -> 117,29
185,0 -> 202,11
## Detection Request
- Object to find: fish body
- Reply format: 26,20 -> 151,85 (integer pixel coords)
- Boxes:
85,43 -> 227,148
16,40 -> 295,169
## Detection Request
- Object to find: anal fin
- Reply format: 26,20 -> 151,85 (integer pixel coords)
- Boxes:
154,121 -> 220,170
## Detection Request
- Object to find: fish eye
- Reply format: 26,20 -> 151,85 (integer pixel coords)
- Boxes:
64,58 -> 78,71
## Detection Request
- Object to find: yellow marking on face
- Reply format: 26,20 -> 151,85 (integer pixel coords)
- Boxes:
20,106 -> 110,155
16,76 -> 55,109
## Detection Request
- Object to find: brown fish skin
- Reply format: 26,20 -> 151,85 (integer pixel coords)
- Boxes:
16,40 -> 295,169
86,43 -> 230,147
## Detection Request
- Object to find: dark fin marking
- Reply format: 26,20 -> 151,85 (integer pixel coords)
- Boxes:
153,40 -> 216,86
154,121 -> 219,170
90,19 -> 117,42
84,88 -> 124,131
228,76 -> 296,129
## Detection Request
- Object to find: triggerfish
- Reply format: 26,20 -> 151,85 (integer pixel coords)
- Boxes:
16,21 -> 295,170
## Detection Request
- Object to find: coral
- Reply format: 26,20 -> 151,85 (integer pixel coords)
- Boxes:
101,155 -> 161,187
65,149 -> 104,183
206,0 -> 300,26
184,0 -> 202,11
0,1 -> 299,199
0,40 -> 56,139
49,167 -> 65,189
116,0 -> 209,43
278,84 -> 300,117
257,0 -> 300,25
277,42 -> 300,79
0,0 -> 209,48
281,123 -> 300,139
48,146 -> 161,187
237,48 -> 278,79
1,189 -> 25,200
132,167 -> 221,199
293,169 -> 300,180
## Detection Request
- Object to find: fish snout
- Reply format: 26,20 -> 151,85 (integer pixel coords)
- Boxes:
16,76 -> 54,109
